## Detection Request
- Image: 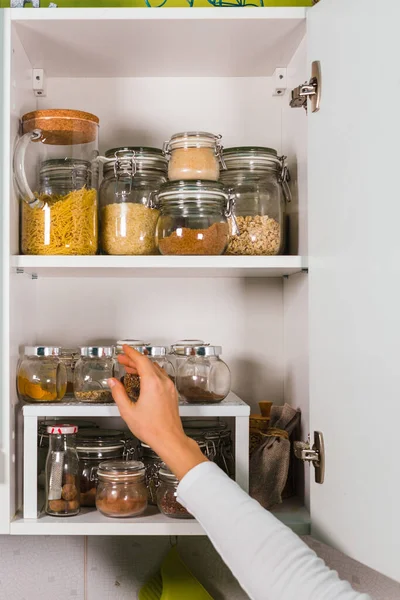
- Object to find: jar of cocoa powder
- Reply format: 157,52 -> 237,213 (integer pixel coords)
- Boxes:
96,460 -> 147,518
155,181 -> 232,256
177,345 -> 231,403
163,131 -> 224,181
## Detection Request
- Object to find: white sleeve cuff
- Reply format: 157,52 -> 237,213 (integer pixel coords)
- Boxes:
176,461 -> 223,507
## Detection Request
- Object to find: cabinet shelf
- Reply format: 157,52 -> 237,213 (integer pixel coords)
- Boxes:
12,255 -> 307,279
10,498 -> 310,537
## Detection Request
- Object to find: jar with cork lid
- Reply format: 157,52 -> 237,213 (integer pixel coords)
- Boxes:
163,131 -> 225,181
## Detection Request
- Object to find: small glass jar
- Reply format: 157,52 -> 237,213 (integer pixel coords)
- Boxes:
45,424 -> 80,517
17,346 -> 67,403
220,147 -> 291,256
74,347 -> 116,403
99,147 -> 167,256
164,132 -> 224,181
115,340 -> 150,402
76,432 -> 126,507
169,340 -> 208,374
156,181 -> 231,256
157,464 -> 193,519
177,345 -> 231,403
96,460 -> 148,518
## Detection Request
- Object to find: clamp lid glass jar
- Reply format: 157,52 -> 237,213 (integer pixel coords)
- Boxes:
220,147 -> 291,256
15,109 -> 99,256
45,424 -> 80,517
156,181 -> 231,255
100,147 -> 167,256
156,464 -> 193,519
74,347 -> 116,403
177,345 -> 231,404
164,131 -> 224,181
96,460 -> 147,518
76,432 -> 126,507
17,346 -> 67,403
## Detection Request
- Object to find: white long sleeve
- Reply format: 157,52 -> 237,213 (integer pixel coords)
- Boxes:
177,462 -> 371,600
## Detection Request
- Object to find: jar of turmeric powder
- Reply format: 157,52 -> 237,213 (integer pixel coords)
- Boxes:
163,132 -> 225,181
17,346 -> 67,403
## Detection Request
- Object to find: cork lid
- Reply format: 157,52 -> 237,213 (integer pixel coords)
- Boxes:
21,109 -> 99,146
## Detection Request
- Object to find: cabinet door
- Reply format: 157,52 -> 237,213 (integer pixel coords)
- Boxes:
308,0 -> 400,582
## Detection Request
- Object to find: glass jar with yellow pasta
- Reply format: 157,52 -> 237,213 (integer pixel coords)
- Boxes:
17,346 -> 67,403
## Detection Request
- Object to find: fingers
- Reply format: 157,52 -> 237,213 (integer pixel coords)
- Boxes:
107,378 -> 135,420
120,346 -> 156,378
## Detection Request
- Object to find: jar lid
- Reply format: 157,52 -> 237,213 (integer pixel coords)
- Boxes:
158,464 -> 179,483
40,158 -> 92,175
47,424 -> 78,435
40,420 -> 98,435
180,345 -> 222,357
136,346 -> 168,357
165,132 -> 221,152
222,147 -> 282,172
21,109 -> 99,145
97,460 -> 145,481
76,428 -> 126,440
76,440 -> 125,455
158,180 -> 227,206
24,346 -> 62,357
171,340 -> 207,355
104,147 -> 167,176
116,339 -> 150,348
79,346 -> 114,358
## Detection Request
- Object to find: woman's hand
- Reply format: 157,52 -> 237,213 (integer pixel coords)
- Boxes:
108,345 -> 208,480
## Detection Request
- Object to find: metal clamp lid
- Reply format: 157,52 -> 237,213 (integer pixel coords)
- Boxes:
79,346 -> 114,358
24,346 -> 62,357
279,155 -> 292,203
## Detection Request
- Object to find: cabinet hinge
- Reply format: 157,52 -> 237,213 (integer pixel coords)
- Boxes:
294,431 -> 325,484
290,60 -> 321,114
33,69 -> 46,98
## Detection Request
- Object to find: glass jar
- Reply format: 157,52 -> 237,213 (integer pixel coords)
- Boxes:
99,147 -> 167,256
115,340 -> 150,402
156,181 -> 231,255
60,347 -> 79,397
74,347 -> 116,403
157,465 -> 193,519
96,460 -> 148,518
177,345 -> 231,403
164,132 -> 224,181
76,432 -> 126,507
15,109 -> 99,256
140,443 -> 163,506
17,346 -> 67,403
38,420 -> 98,489
220,147 -> 291,256
45,424 -> 80,517
169,340 -> 208,375
183,419 -> 234,476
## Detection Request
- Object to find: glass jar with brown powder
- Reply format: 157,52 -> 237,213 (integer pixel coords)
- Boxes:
177,345 -> 231,403
163,131 -> 224,181
96,460 -> 147,518
155,181 -> 231,255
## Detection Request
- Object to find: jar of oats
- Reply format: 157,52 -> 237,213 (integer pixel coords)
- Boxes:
163,132 -> 224,181
220,147 -> 291,256
99,147 -> 167,255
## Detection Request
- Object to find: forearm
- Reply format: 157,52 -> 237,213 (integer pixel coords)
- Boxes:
177,463 -> 371,600
149,433 -> 208,481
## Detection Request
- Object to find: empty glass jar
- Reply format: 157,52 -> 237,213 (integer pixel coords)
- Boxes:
164,131 -> 224,181
96,461 -> 148,518
45,424 -> 80,517
17,346 -> 67,403
177,345 -> 231,403
74,347 -> 116,403
157,464 -> 193,519
156,181 -> 231,255
220,147 -> 291,256
99,147 -> 167,255
15,109 -> 99,255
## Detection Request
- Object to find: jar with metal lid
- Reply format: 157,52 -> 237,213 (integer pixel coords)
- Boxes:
164,132 -> 225,181
156,181 -> 232,255
220,147 -> 291,256
115,340 -> 150,402
169,340 -> 208,374
15,109 -> 99,256
45,424 -> 80,517
177,345 -> 231,403
156,464 -> 193,519
76,432 -> 127,507
99,147 -> 167,256
17,346 -> 67,403
96,460 -> 148,518
74,347 -> 116,403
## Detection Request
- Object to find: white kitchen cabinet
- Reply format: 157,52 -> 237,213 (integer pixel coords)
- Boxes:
0,0 -> 398,588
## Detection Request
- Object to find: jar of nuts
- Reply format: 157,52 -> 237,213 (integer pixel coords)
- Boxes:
156,464 -> 193,519
74,347 -> 117,403
96,461 -> 148,518
220,147 -> 291,256
45,424 -> 80,517
163,132 -> 225,181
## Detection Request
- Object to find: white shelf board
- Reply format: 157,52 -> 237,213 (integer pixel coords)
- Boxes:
10,8 -> 306,77
10,498 -> 310,536
23,392 -> 250,418
12,255 -> 307,279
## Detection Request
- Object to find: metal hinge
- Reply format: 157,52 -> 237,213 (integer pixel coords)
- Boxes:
33,69 -> 46,97
294,431 -> 325,484
290,60 -> 321,114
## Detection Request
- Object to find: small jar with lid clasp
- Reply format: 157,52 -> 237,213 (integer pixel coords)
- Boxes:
164,131 -> 224,181
96,460 -> 148,518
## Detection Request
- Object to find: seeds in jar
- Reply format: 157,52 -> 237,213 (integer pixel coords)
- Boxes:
169,148 -> 219,181
158,222 -> 229,256
159,490 -> 193,518
122,373 -> 141,401
227,215 -> 281,256
74,390 -> 113,403
101,203 -> 159,256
